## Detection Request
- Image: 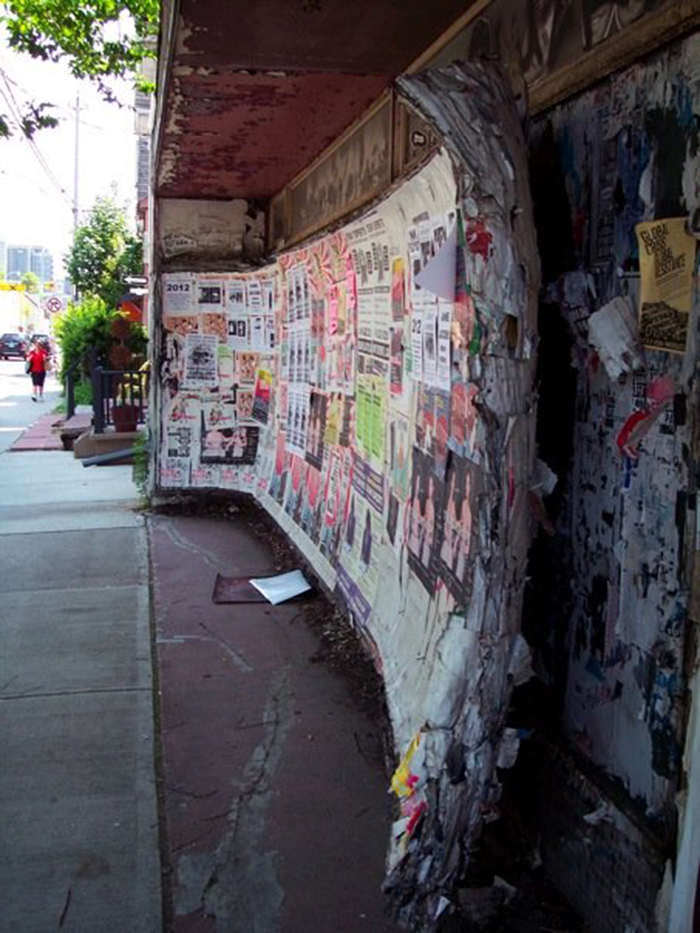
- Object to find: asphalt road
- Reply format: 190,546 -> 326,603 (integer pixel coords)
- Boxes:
0,359 -> 61,452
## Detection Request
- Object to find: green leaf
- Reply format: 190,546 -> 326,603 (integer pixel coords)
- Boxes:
1,1 -> 159,135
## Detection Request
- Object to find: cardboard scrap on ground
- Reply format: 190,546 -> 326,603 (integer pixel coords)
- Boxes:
212,574 -> 267,603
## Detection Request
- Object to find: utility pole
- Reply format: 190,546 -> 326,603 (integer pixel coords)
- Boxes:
72,92 -> 80,300
73,92 -> 80,233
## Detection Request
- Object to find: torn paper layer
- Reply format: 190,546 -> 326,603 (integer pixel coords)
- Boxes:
587,296 -> 644,379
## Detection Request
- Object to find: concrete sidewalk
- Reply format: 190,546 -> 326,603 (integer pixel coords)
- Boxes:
0,450 -> 161,933
0,440 -> 397,931
150,507 -> 397,932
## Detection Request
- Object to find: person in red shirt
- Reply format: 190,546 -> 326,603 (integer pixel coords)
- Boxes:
26,337 -> 50,402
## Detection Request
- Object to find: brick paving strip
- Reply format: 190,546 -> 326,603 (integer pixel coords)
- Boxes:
9,412 -> 65,451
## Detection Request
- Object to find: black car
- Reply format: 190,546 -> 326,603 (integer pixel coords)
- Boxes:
0,333 -> 27,360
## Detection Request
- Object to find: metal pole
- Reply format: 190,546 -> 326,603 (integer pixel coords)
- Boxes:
89,348 -> 104,434
66,365 -> 75,420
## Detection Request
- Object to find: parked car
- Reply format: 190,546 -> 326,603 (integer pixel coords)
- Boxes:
0,333 -> 27,360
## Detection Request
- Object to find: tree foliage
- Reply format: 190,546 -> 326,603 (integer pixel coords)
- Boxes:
1,1 -> 158,87
0,0 -> 159,137
20,270 -> 40,292
65,195 -> 143,308
0,101 -> 58,140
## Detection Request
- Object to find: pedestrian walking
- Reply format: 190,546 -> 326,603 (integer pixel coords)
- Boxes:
26,337 -> 50,402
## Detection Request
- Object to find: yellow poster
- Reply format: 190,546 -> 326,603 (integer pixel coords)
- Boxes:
636,217 -> 696,353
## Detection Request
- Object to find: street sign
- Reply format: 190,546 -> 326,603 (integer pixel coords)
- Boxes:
0,283 -> 26,291
45,296 -> 64,313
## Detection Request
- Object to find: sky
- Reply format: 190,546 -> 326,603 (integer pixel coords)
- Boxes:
0,36 -> 138,279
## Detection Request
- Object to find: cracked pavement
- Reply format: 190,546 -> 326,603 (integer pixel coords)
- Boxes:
150,512 -> 398,933
0,448 -> 161,933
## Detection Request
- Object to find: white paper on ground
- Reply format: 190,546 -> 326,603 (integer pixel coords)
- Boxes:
249,569 -> 312,604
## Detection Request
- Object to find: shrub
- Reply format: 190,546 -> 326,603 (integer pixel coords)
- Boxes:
74,381 -> 93,405
52,380 -> 92,414
53,296 -> 114,383
53,296 -> 147,384
132,429 -> 150,502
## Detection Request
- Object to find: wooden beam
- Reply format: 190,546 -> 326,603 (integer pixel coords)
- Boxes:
529,0 -> 700,115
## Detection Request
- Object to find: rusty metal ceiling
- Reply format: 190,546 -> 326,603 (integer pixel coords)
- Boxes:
157,0 -> 475,200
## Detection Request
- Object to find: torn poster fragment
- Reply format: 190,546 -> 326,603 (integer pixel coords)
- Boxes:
587,296 -> 644,379
390,730 -> 428,867
617,374 -> 675,458
183,333 -> 219,389
249,569 -> 312,604
162,273 -> 195,316
415,222 -> 457,301
197,276 -> 225,311
531,458 -> 558,498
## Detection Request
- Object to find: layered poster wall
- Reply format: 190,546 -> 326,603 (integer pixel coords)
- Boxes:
155,64 -> 539,924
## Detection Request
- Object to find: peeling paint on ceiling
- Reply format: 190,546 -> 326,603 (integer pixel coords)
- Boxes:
157,0 -> 476,200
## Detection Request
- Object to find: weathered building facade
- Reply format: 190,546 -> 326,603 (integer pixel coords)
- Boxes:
151,2 -> 700,929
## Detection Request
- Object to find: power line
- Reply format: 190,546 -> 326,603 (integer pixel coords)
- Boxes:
0,83 -> 60,197
1,68 -> 137,119
0,168 -> 71,204
0,68 -> 72,207
1,65 -> 139,153
0,77 -> 63,193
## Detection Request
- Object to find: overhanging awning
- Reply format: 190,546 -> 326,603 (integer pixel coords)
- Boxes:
156,0 -> 476,200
